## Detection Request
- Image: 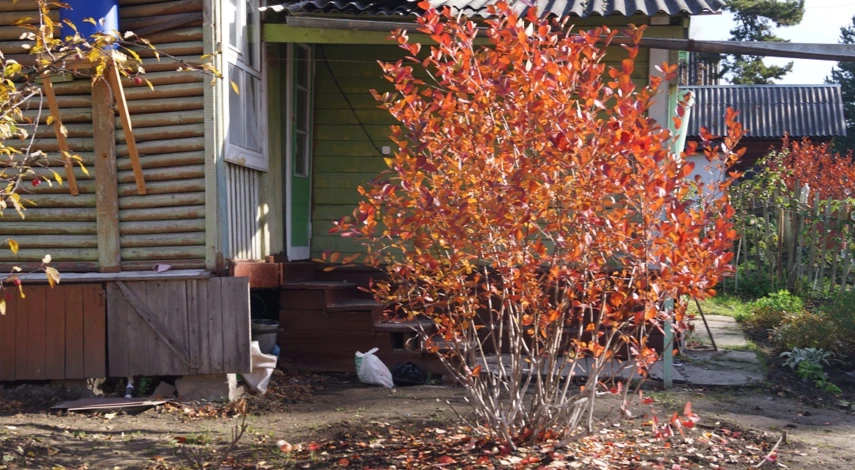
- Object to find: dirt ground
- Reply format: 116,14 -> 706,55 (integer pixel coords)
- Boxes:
1,370 -> 854,470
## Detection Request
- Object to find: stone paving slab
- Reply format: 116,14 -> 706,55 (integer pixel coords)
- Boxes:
473,312 -> 766,387
690,314 -> 749,349
678,350 -> 765,386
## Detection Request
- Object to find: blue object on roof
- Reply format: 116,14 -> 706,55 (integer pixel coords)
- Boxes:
59,0 -> 119,42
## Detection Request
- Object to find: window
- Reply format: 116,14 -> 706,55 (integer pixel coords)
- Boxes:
225,0 -> 266,171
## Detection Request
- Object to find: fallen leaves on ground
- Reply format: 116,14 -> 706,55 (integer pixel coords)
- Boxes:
158,371 -> 337,421
264,421 -> 785,469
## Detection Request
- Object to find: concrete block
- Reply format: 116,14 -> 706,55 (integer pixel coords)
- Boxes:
175,374 -> 244,402
151,381 -> 176,399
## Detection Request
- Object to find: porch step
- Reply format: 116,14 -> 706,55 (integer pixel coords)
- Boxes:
327,298 -> 381,312
374,318 -> 436,333
282,261 -> 318,283
282,281 -> 357,290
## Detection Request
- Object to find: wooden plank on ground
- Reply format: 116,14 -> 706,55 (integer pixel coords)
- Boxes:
221,277 -> 251,373
206,277 -> 224,373
0,291 -> 17,380
44,285 -> 67,379
64,284 -> 85,378
124,281 -> 150,376
106,283 -> 129,377
83,284 -> 106,377
14,286 -> 28,379
52,397 -> 167,411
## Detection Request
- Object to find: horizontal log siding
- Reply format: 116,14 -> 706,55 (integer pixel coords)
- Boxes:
0,0 -> 207,271
310,44 -> 651,258
116,0 -> 206,270
0,3 -> 97,268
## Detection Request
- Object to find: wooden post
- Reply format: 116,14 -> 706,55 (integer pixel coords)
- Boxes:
830,201 -> 842,292
808,192 -> 820,289
662,298 -> 675,389
92,77 -> 121,273
41,75 -> 79,196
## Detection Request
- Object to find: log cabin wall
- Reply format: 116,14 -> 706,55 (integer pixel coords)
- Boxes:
0,0 -> 209,272
0,1 -> 98,271
118,0 -> 207,270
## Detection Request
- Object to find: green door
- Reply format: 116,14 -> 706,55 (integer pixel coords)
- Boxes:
287,44 -> 313,260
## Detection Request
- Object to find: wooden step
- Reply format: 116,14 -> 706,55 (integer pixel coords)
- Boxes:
374,318 -> 436,333
282,261 -> 318,283
282,281 -> 356,290
327,298 -> 381,312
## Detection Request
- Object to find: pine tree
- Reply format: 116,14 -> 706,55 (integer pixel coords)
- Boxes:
721,0 -> 805,84
827,16 -> 855,153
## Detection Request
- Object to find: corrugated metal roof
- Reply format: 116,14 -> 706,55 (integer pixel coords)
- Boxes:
271,0 -> 725,17
682,85 -> 847,139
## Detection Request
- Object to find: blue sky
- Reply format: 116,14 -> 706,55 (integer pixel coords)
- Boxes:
690,0 -> 855,84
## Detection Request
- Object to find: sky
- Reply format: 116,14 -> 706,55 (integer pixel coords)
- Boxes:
690,0 -> 855,84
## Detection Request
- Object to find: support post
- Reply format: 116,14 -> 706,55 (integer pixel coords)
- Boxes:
92,77 -> 121,273
42,75 -> 79,195
662,298 -> 675,389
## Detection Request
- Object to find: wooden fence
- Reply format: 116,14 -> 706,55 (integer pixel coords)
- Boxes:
730,184 -> 854,295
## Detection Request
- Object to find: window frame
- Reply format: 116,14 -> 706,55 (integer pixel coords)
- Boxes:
224,0 -> 267,172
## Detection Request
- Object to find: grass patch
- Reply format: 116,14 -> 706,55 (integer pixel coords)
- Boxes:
687,293 -> 752,322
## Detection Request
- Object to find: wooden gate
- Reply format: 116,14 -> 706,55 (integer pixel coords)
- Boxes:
0,284 -> 106,381
106,277 -> 250,377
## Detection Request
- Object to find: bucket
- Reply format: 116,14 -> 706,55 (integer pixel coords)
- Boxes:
251,319 -> 279,355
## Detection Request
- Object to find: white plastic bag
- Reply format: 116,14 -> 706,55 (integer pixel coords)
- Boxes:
244,341 -> 278,394
355,347 -> 394,388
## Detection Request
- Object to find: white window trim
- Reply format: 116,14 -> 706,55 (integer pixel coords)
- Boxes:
224,0 -> 268,172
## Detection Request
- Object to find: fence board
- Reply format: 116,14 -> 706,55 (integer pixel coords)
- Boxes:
106,283 -> 129,377
83,284 -> 106,378
0,292 -> 17,380
44,286 -> 66,379
124,281 -> 151,376
221,277 -> 251,373
14,287 -> 28,378
206,277 -> 225,374
64,285 -> 85,378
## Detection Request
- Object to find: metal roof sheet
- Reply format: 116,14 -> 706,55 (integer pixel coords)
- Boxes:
682,85 -> 847,139
271,0 -> 725,17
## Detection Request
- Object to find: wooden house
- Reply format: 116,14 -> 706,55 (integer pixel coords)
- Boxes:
0,0 -> 725,383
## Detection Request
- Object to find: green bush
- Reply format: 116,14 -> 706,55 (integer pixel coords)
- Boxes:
773,310 -> 835,351
746,290 -> 805,330
772,290 -> 855,358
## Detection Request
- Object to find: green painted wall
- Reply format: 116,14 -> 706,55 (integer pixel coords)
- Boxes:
310,28 -> 681,257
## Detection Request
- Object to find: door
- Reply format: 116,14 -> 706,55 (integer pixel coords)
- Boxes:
286,44 -> 314,260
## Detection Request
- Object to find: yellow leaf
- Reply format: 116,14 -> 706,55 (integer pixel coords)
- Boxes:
77,160 -> 89,176
0,298 -> 4,315
230,80 -> 239,95
46,115 -> 54,126
60,124 -> 68,137
52,170 -> 63,185
8,239 -> 18,255
45,267 -> 60,287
